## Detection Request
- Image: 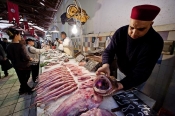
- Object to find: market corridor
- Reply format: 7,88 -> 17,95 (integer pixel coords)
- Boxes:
0,68 -> 36,116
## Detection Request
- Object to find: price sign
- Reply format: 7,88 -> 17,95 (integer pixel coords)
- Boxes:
75,54 -> 84,62
84,59 -> 101,72
112,90 -> 156,116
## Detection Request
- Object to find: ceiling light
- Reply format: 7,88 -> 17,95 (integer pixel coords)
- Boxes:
0,23 -> 13,29
72,24 -> 78,34
40,2 -> 45,6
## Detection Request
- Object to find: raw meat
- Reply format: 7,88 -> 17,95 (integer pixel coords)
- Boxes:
52,88 -> 103,116
32,66 -> 78,108
79,79 -> 94,89
64,64 -> 85,76
77,76 -> 91,82
80,108 -> 115,116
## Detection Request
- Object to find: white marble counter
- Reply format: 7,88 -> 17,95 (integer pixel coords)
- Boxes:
37,57 -> 124,116
37,54 -> 155,116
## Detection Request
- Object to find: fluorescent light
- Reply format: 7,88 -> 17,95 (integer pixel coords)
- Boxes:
40,2 -> 45,6
28,23 -> 34,25
19,18 -> 23,21
0,23 -> 13,29
0,20 -> 9,23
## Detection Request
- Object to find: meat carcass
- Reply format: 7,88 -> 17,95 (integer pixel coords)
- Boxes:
52,88 -> 103,116
77,76 -> 91,82
65,64 -> 85,76
80,108 -> 116,116
31,66 -> 78,108
79,79 -> 94,89
33,83 -> 77,107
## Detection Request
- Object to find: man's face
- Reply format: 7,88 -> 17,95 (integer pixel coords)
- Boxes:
61,34 -> 66,39
128,19 -> 153,39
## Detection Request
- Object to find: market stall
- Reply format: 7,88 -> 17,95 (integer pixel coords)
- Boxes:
33,50 -> 156,116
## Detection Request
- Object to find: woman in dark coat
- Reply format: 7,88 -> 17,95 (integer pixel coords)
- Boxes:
0,44 -> 10,77
6,28 -> 33,95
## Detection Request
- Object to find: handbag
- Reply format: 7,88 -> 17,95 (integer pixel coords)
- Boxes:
1,59 -> 13,71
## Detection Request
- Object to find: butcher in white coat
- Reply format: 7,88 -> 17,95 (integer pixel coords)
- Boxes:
58,32 -> 73,51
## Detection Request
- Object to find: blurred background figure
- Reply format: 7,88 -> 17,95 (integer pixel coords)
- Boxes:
0,38 -> 9,53
26,38 -> 48,83
6,28 -> 33,95
19,38 -> 26,45
0,44 -> 12,77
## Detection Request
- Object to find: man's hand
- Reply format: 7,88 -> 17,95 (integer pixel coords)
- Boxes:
58,40 -> 63,44
4,58 -> 7,60
96,64 -> 110,77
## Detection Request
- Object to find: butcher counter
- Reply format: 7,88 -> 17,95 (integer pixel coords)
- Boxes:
36,51 -> 156,116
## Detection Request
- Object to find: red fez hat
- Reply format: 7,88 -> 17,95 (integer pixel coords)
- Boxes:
131,4 -> 160,21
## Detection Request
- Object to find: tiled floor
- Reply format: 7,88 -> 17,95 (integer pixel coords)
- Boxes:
0,68 -> 36,116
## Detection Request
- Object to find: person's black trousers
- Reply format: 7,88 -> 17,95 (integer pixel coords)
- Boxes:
15,69 -> 31,92
4,70 -> 8,76
31,63 -> 39,82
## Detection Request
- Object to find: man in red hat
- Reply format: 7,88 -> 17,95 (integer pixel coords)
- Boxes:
96,5 -> 164,93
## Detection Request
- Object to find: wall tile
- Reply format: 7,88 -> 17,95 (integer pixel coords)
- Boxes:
167,31 -> 175,40
157,31 -> 169,40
